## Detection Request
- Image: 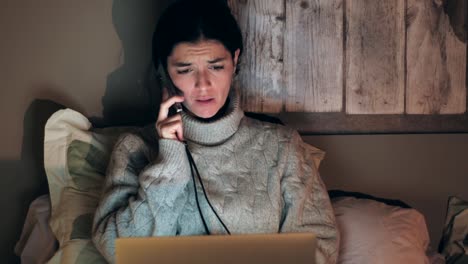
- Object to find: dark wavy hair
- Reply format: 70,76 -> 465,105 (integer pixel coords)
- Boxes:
152,0 -> 243,74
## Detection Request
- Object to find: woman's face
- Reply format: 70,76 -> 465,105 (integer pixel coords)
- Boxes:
167,40 -> 240,119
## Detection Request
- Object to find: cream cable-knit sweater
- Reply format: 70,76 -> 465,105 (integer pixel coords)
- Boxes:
92,93 -> 339,263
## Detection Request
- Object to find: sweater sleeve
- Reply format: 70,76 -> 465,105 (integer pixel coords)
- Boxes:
279,131 -> 339,264
92,133 -> 191,263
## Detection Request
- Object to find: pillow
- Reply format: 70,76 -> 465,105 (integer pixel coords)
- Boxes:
44,109 -> 135,263
438,196 -> 468,264
328,189 -> 411,209
332,197 -> 430,264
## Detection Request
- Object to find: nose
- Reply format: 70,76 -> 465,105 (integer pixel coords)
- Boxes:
195,70 -> 211,90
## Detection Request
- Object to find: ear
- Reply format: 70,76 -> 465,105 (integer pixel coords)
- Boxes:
233,48 -> 240,72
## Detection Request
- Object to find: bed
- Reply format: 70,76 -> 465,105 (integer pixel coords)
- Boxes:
6,0 -> 468,262
15,108 -> 468,264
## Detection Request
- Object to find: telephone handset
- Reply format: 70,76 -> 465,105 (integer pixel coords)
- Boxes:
158,64 -> 183,114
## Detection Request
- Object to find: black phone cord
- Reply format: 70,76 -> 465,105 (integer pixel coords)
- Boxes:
184,143 -> 231,235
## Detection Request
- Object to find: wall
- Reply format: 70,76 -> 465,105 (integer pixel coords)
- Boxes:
228,0 -> 467,115
304,134 -> 468,250
0,1 -> 169,262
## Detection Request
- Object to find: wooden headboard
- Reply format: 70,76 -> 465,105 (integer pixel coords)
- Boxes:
228,0 -> 467,134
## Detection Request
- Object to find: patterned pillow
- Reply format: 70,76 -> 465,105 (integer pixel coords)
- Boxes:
44,109 -> 134,263
438,196 -> 468,264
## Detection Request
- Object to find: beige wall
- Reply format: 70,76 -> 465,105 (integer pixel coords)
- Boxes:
0,1 -> 169,262
0,0 -> 170,160
2,1 -> 116,159
304,134 -> 468,251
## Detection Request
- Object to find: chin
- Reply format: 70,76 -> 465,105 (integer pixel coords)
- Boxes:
195,111 -> 217,119
186,102 -> 223,119
190,106 -> 221,120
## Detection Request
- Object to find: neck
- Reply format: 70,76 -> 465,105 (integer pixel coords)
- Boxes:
181,89 -> 244,145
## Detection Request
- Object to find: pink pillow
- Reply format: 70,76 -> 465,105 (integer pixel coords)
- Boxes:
333,197 -> 430,264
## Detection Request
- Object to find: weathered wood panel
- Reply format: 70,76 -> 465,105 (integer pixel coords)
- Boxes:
228,0 -> 285,113
406,0 -> 466,114
346,0 -> 405,114
284,0 -> 343,112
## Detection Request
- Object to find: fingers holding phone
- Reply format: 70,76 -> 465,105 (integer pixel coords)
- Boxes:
156,94 -> 185,141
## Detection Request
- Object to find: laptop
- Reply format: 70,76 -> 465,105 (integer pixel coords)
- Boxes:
116,233 -> 317,264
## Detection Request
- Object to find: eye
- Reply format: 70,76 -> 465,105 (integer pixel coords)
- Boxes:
177,68 -> 191,74
210,65 -> 225,71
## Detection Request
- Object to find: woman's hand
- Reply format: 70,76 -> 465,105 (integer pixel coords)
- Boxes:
156,93 -> 185,141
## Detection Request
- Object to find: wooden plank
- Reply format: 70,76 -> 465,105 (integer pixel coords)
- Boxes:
284,0 -> 344,112
346,0 -> 405,114
228,0 -> 285,113
278,111 -> 468,134
406,0 -> 466,114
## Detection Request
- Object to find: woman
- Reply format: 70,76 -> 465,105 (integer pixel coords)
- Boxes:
92,0 -> 339,263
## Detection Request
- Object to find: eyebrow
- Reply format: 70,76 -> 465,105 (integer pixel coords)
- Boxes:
173,62 -> 191,67
172,57 -> 227,67
207,57 -> 227,64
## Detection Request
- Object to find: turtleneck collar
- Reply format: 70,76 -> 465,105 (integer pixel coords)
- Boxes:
181,88 -> 244,145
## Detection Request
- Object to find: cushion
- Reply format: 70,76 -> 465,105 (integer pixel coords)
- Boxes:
14,195 -> 57,263
332,196 -> 430,264
438,196 -> 468,264
328,189 -> 411,209
44,109 -> 134,263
